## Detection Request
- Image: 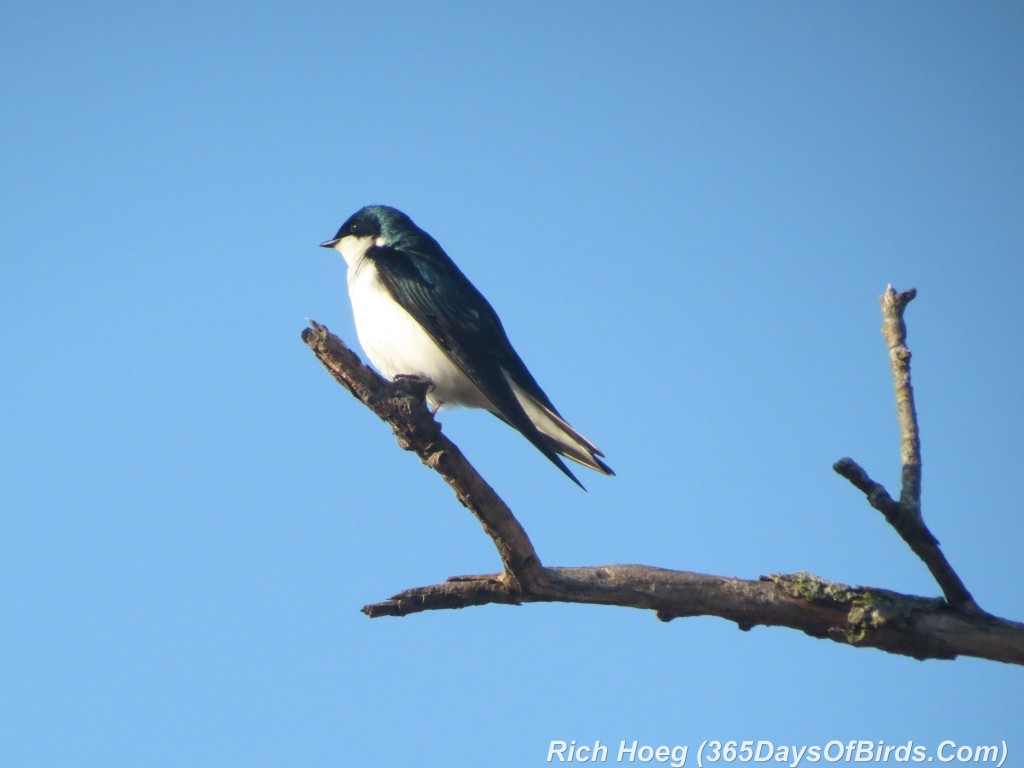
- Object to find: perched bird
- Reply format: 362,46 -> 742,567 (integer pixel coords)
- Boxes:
320,205 -> 613,488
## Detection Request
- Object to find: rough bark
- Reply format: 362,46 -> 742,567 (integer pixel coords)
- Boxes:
302,286 -> 1024,665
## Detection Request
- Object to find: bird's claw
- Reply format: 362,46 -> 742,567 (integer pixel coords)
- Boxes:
391,374 -> 435,404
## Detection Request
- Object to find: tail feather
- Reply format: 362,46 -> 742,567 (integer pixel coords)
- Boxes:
507,379 -> 614,477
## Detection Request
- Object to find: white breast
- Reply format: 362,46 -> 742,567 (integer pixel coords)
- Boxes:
345,254 -> 493,411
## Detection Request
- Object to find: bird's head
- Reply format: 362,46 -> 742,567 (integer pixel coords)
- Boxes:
320,205 -> 429,266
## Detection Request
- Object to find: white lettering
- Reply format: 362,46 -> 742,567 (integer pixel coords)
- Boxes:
548,741 -> 568,762
613,741 -> 687,767
547,740 -> 608,763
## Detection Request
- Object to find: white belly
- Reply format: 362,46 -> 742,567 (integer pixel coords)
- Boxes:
347,260 -> 493,410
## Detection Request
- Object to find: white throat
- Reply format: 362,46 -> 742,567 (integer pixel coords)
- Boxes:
334,234 -> 386,268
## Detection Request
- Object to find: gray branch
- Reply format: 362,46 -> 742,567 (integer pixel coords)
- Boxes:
303,297 -> 1024,665
301,322 -> 547,594
833,286 -> 976,609
363,569 -> 1024,665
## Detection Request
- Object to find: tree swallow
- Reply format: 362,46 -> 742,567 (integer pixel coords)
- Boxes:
320,205 -> 613,488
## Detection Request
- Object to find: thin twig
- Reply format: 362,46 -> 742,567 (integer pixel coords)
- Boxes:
883,287 -> 925,518
834,287 -> 977,609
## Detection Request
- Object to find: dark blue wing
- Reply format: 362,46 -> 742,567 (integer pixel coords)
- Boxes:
368,242 -> 585,487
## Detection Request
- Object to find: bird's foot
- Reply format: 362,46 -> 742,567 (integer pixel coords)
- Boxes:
391,374 -> 435,404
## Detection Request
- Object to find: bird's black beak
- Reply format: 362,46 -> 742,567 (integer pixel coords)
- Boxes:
320,237 -> 341,248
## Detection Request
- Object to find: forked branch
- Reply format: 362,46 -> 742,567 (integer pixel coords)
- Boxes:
302,288 -> 1024,665
832,287 -> 976,610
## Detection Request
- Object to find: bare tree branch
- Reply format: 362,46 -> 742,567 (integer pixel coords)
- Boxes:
833,286 -> 977,610
301,322 -> 547,593
303,288 -> 1024,665
362,569 -> 1024,665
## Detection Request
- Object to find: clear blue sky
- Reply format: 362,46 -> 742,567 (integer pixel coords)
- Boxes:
3,1 -> 1023,765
